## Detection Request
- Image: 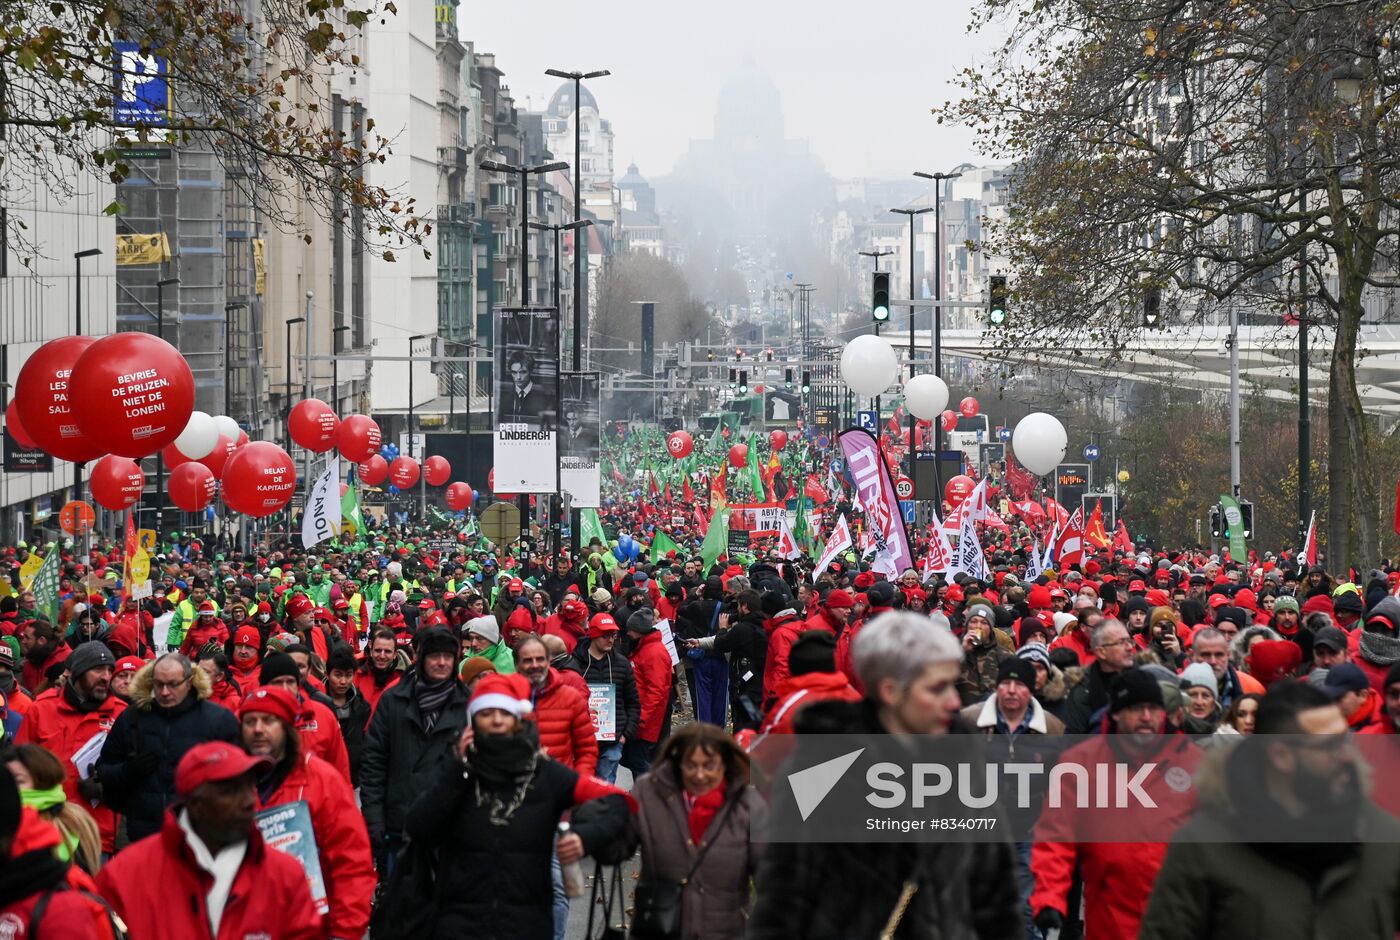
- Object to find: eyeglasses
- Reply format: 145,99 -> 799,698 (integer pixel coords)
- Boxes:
1097,637 -> 1135,649
152,677 -> 191,692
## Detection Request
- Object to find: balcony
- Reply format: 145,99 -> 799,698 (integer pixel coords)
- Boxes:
437,143 -> 468,173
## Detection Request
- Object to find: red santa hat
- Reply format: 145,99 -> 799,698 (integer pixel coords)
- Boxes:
467,672 -> 534,722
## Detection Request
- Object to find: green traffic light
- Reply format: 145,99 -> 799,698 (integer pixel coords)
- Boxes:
989,307 -> 1006,325
873,305 -> 890,322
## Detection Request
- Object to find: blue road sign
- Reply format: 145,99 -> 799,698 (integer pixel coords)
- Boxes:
899,500 -> 916,524
1084,444 -> 1101,462
857,411 -> 878,431
998,426 -> 1012,442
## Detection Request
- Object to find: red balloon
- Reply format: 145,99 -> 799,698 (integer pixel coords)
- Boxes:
90,455 -> 145,511
424,455 -> 451,487
288,399 -> 340,453
958,397 -> 980,419
945,474 -> 975,507
197,435 -> 236,480
389,456 -> 420,489
666,431 -> 693,459
168,461 -> 217,512
69,332 -> 195,458
4,400 -> 36,450
161,442 -> 191,470
222,441 -> 296,517
728,443 -> 748,469
357,454 -> 389,486
14,335 -> 102,462
769,429 -> 788,451
336,414 -> 381,462
445,481 -> 474,511
940,409 -> 958,432
234,430 -> 249,449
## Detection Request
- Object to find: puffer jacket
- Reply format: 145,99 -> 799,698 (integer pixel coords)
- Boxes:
93,662 -> 239,842
530,667 -> 598,776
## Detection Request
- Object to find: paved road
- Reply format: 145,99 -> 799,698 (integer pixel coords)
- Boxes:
565,766 -> 639,939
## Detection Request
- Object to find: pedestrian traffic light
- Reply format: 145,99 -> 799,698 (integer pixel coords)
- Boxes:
728,368 -> 737,389
785,368 -> 794,389
1238,500 -> 1254,540
735,348 -> 744,361
801,371 -> 811,393
739,370 -> 749,394
1209,504 -> 1222,539
1144,285 -> 1162,328
988,275 -> 1008,326
872,271 -> 891,322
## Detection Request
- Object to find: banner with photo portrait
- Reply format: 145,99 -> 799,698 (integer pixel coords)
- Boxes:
559,372 -> 600,507
494,306 -> 559,492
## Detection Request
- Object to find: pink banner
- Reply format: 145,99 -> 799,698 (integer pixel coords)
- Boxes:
838,429 -> 914,575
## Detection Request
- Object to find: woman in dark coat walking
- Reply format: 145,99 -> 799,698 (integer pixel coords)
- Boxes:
404,672 -> 633,940
634,723 -> 765,940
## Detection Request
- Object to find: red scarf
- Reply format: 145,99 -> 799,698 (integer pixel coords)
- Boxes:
684,779 -> 728,845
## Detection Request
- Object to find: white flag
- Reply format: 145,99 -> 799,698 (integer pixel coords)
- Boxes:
951,500 -> 987,581
775,514 -> 802,561
922,505 -> 956,578
302,456 -> 341,548
1025,541 -> 1043,581
813,515 -> 854,582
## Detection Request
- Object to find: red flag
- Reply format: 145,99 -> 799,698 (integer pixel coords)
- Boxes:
683,476 -> 695,503
1043,498 -> 1069,528
1084,500 -> 1110,550
1054,507 -> 1084,567
662,481 -> 672,503
1004,452 -> 1038,502
804,474 -> 829,505
1302,512 -> 1318,566
647,471 -> 660,500
1112,518 -> 1133,554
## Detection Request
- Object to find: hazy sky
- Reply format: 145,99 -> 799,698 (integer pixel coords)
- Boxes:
461,1 -> 1006,180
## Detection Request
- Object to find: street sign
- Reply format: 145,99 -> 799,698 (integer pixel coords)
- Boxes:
997,426 -> 1012,442
479,501 -> 521,546
898,501 -> 916,524
1083,444 -> 1101,462
895,477 -> 914,499
857,411 -> 877,431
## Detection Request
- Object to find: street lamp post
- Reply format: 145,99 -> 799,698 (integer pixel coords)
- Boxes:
544,67 -> 609,372
156,277 -> 180,535
408,334 -> 427,520
73,248 -> 101,509
913,170 -> 962,500
285,317 -> 305,453
480,158 -> 570,306
332,325 -> 351,415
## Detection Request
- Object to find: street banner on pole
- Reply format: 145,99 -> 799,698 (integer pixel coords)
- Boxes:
493,306 -> 559,493
559,372 -> 601,507
1219,494 -> 1248,562
838,429 -> 915,577
302,457 -> 340,548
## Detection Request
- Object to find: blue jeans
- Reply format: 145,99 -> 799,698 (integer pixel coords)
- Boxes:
693,655 -> 729,727
1015,840 -> 1042,940
596,741 -> 623,784
551,849 -> 569,940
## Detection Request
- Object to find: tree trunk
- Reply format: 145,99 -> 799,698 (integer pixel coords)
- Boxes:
1327,296 -> 1372,575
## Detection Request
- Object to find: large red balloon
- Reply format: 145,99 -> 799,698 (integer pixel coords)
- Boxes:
336,414 -> 381,462
14,335 -> 102,462
728,443 -> 748,469
940,409 -> 958,432
90,455 -> 145,511
197,435 -> 236,479
389,456 -> 420,489
945,474 -> 975,507
769,429 -> 788,452
424,455 -> 451,487
222,441 -> 296,517
4,400 -> 36,450
666,430 -> 693,459
69,332 -> 195,458
357,454 -> 389,486
161,442 -> 191,470
288,399 -> 340,453
168,461 -> 217,512
445,481 -> 474,511
958,397 -> 980,419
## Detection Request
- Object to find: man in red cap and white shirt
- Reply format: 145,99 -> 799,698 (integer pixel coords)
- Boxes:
568,613 -> 640,783
240,686 -> 375,940
97,740 -> 323,940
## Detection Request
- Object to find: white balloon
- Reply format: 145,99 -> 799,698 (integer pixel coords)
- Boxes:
1012,412 -> 1068,476
212,414 -> 240,442
173,411 -> 218,460
840,335 -> 899,397
903,374 -> 949,421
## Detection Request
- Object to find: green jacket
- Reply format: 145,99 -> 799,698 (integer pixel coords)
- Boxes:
461,641 -> 514,676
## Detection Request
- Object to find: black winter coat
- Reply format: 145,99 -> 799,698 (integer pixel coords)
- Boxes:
404,752 -> 630,940
359,674 -> 470,836
331,686 -> 373,786
1061,661 -> 1115,734
709,611 -> 767,727
95,690 -> 240,842
570,644 -> 641,740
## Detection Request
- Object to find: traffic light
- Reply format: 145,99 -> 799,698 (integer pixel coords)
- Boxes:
988,275 -> 1008,325
728,368 -> 737,389
735,348 -> 744,361
785,368 -> 794,389
872,271 -> 890,322
765,348 -> 774,362
706,349 -> 715,362
800,371 -> 811,393
1238,501 -> 1254,540
739,370 -> 749,394
1144,285 -> 1162,328
1209,504 -> 1222,538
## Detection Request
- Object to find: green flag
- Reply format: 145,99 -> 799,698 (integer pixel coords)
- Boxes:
31,546 -> 61,625
699,505 -> 729,572
1219,494 -> 1249,562
462,513 -> 480,538
650,529 -> 680,563
581,508 -> 608,549
342,484 -> 365,535
793,497 -> 813,553
746,433 -> 765,498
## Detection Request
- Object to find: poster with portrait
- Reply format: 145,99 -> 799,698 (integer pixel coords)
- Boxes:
493,306 -> 558,492
559,372 -> 600,508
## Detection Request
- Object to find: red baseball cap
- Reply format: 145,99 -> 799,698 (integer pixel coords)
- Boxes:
114,656 -> 145,675
586,613 -> 620,638
175,741 -> 272,797
233,625 -> 261,648
1128,580 -> 1146,593
238,685 -> 302,725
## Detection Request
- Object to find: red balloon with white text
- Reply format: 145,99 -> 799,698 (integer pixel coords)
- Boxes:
424,455 -> 451,487
336,414 -> 381,462
90,455 -> 145,511
222,441 -> 296,516
69,332 -> 195,458
14,335 -> 102,462
288,399 -> 340,453
357,455 -> 389,486
168,462 -> 217,512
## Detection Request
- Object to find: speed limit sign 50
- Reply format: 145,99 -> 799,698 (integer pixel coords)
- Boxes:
895,478 -> 913,499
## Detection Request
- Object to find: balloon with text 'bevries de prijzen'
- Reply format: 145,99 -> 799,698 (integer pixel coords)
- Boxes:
424,455 -> 451,487
172,411 -> 218,461
221,441 -> 296,516
168,461 -> 217,512
67,332 -> 195,458
389,456 -> 420,489
666,430 -> 693,459
336,414 -> 381,462
445,482 -> 473,511
4,400 -> 36,450
197,435 -> 236,479
90,455 -> 145,511
14,335 -> 103,462
288,399 -> 340,453
356,454 -> 389,486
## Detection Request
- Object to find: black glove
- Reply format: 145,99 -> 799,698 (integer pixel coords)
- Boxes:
1034,908 -> 1064,933
76,776 -> 103,803
124,750 -> 158,783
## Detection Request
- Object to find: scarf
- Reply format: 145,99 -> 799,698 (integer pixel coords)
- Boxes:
62,681 -> 104,715
0,671 -> 17,696
20,785 -> 66,813
685,778 -> 728,845
1359,630 -> 1400,666
0,848 -> 69,911
413,675 -> 456,732
467,726 -> 541,826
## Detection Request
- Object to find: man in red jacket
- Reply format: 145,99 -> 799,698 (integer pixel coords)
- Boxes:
97,740 -> 323,940
624,608 -> 673,776
542,598 -> 589,648
353,627 -> 402,712
835,581 -> 896,690
760,632 -> 860,736
240,686 -> 375,940
761,592 -> 809,710
513,636 -> 597,776
17,641 -> 126,854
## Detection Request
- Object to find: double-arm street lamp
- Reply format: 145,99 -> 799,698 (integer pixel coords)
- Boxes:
480,158 -> 570,305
